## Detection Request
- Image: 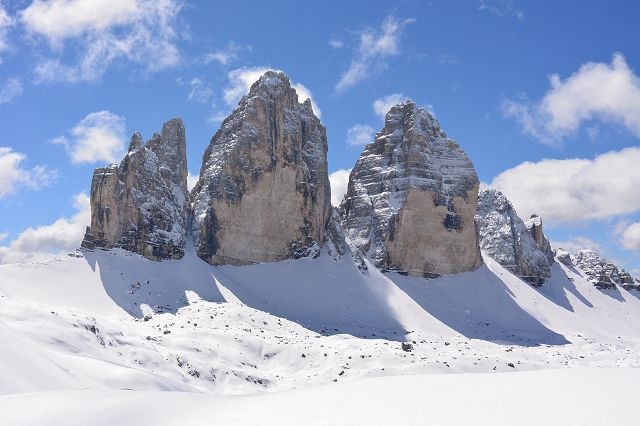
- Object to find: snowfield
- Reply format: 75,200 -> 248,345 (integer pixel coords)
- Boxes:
3,369 -> 640,426
1,248 -> 640,424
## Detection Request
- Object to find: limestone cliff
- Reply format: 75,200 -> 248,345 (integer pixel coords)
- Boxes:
191,71 -> 331,265
475,189 -> 553,285
340,101 -> 482,277
81,118 -> 189,260
525,214 -> 554,262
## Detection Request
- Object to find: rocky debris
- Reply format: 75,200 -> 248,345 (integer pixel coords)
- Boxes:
191,71 -> 331,265
571,249 -> 639,290
340,101 -> 482,277
82,118 -> 189,260
475,189 -> 553,286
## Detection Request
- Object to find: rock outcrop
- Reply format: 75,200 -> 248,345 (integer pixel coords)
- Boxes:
81,118 -> 189,260
571,249 -> 639,290
191,71 -> 331,265
553,248 -> 573,267
475,189 -> 553,285
340,101 -> 483,277
525,214 -> 554,261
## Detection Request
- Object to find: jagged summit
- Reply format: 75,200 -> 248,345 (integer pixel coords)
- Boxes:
475,188 -> 553,285
571,249 -> 639,290
82,118 -> 189,260
191,70 -> 331,266
340,101 -> 483,277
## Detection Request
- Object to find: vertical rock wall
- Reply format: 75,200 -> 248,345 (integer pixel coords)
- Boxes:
191,71 -> 331,265
340,101 -> 482,277
82,118 -> 189,260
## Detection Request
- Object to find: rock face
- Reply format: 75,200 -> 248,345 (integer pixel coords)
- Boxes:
81,118 -> 189,260
553,248 -> 573,267
191,71 -> 331,265
525,214 -> 554,261
475,189 -> 553,285
340,101 -> 482,277
571,249 -> 639,290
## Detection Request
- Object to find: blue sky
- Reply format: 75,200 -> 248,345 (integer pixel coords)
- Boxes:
0,0 -> 638,272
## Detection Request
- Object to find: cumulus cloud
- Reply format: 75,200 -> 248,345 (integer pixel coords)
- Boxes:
0,192 -> 90,264
53,111 -> 126,164
335,15 -> 414,93
618,222 -> 640,250
0,77 -> 23,104
550,237 -> 603,255
21,0 -> 182,83
218,66 -> 321,119
329,168 -> 351,206
504,53 -> 640,144
0,147 -> 56,198
489,147 -> 640,224
346,124 -> 375,146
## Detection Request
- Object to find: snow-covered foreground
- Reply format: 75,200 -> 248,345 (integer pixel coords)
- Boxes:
2,368 -> 639,426
1,248 -> 640,423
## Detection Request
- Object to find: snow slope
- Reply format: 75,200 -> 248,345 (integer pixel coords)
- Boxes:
1,248 -> 640,423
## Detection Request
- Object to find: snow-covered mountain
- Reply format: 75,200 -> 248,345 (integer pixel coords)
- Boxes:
2,71 -> 640,425
570,249 -> 639,290
340,101 -> 482,277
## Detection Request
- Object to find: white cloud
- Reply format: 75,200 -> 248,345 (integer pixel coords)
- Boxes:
0,147 -> 56,198
21,0 -> 182,83
219,66 -> 321,119
187,172 -> 198,191
185,78 -> 213,104
0,192 -> 90,264
335,15 -> 414,93
478,0 -> 525,20
346,124 -> 375,146
550,237 -> 603,255
489,147 -> 640,224
203,41 -> 245,66
0,2 -> 14,53
54,111 -> 126,164
0,77 -> 22,104
290,81 -> 321,118
372,93 -> 434,121
329,168 -> 351,207
222,66 -> 269,106
504,53 -> 640,144
373,93 -> 409,120
328,38 -> 344,49
618,222 -> 640,250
